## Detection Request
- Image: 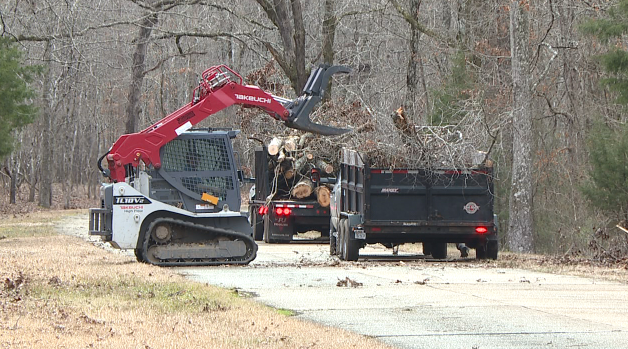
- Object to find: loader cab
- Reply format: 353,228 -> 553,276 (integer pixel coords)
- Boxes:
143,129 -> 242,213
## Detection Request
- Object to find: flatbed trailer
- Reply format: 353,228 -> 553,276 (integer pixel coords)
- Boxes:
249,146 -> 332,243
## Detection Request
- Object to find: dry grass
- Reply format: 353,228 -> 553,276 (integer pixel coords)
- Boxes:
0,210 -> 84,238
0,211 -> 395,349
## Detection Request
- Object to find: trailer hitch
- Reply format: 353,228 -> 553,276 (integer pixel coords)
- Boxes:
280,64 -> 352,136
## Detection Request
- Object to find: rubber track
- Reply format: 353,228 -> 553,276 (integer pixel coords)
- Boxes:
143,217 -> 258,267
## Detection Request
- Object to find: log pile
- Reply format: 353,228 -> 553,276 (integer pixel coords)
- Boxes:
264,134 -> 336,207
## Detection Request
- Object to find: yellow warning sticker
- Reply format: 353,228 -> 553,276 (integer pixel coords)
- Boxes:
201,193 -> 219,205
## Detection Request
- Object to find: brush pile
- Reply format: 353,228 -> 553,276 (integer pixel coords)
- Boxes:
239,64 -> 495,199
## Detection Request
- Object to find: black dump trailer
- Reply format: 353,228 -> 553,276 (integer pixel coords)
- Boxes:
330,148 -> 498,261
249,146 -> 332,243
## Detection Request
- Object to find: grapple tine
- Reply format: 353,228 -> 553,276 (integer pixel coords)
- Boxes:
286,117 -> 350,136
283,64 -> 352,136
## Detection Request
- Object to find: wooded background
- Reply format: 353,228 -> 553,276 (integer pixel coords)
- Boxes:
1,0 -> 625,257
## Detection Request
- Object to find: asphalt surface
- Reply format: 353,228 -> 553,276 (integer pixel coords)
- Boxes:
180,242 -> 628,349
57,214 -> 628,349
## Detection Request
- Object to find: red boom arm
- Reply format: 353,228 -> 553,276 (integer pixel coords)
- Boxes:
102,64 -> 352,183
106,65 -> 293,183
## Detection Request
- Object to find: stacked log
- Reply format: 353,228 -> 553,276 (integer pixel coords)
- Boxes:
264,135 -> 336,207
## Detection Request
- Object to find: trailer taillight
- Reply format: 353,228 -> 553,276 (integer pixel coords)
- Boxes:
275,207 -> 292,216
258,206 -> 268,215
475,226 -> 488,234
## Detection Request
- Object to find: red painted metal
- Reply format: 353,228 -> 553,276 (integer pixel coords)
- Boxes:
106,65 -> 293,183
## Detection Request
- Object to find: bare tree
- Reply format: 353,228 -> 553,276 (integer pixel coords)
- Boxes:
253,0 -> 308,93
125,11 -> 159,133
403,0 -> 425,124
507,0 -> 534,253
39,39 -> 53,208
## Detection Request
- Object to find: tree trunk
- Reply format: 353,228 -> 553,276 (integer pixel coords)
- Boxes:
28,153 -> 36,202
3,160 -> 16,204
9,168 -> 17,204
322,0 -> 337,100
405,0 -> 424,125
291,0 -> 307,92
254,0 -> 308,94
39,40 -> 53,209
125,12 -> 158,134
284,136 -> 298,152
507,0 -> 534,253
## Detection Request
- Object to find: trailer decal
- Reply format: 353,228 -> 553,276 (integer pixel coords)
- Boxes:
464,202 -> 480,214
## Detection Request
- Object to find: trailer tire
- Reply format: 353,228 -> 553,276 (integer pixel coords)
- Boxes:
330,225 -> 337,255
422,242 -> 432,256
476,244 -> 487,259
338,219 -> 346,259
487,240 -> 498,260
342,219 -> 359,261
263,214 -> 278,244
431,242 -> 447,259
251,209 -> 264,241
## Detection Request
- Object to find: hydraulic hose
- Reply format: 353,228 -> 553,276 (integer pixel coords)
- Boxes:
97,151 -> 110,179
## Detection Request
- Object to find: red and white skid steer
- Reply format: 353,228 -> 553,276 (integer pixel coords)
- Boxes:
89,64 -> 350,266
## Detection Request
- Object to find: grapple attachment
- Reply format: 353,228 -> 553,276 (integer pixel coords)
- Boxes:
282,65 -> 352,136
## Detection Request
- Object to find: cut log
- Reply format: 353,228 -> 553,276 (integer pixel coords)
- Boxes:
280,159 -> 295,179
268,137 -> 283,156
294,155 -> 310,175
315,185 -> 331,207
278,149 -> 286,162
298,133 -> 314,147
283,168 -> 295,179
284,136 -> 298,152
315,159 -> 334,174
291,178 -> 314,199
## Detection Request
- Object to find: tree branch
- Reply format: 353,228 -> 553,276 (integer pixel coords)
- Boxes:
143,50 -> 207,76
388,0 -> 456,48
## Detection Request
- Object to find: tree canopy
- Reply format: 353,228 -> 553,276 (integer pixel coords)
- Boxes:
581,0 -> 628,104
580,0 -> 628,220
581,122 -> 628,219
0,37 -> 40,161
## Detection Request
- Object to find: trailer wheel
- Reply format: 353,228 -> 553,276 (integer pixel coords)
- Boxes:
422,242 -> 432,256
430,242 -> 447,259
263,214 -> 278,244
338,219 -> 346,259
342,219 -> 359,261
330,225 -> 337,255
487,240 -> 498,260
250,209 -> 264,241
476,244 -> 487,259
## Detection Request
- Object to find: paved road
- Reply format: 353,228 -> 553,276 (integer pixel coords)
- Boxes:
180,242 -> 628,349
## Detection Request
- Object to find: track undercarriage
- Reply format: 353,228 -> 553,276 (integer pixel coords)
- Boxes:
136,217 -> 257,267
